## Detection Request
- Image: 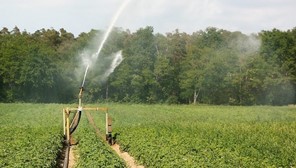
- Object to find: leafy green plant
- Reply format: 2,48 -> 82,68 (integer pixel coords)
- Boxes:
106,104 -> 296,167
0,103 -> 64,167
73,112 -> 126,168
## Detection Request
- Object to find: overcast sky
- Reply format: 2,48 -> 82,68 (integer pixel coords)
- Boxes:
1,0 -> 295,36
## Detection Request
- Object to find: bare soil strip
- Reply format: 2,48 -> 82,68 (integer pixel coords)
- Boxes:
68,146 -> 76,168
111,144 -> 144,168
85,111 -> 144,168
57,139 -> 76,168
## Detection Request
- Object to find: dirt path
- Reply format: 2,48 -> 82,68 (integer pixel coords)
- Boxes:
57,142 -> 76,168
68,146 -> 76,168
111,144 -> 144,168
85,111 -> 144,168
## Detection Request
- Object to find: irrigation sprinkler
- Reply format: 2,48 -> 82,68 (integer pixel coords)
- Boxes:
62,86 -> 113,146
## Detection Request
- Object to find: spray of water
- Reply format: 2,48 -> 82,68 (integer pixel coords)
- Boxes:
81,65 -> 89,87
80,0 -> 131,86
103,50 -> 124,80
91,0 -> 131,61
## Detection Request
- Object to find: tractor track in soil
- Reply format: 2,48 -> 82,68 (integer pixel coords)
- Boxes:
85,111 -> 144,168
57,139 -> 76,168
68,146 -> 76,168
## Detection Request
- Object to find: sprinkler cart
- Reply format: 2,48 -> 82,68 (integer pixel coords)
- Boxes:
62,87 -> 113,146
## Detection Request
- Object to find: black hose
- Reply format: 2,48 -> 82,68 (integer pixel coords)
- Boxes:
70,110 -> 82,134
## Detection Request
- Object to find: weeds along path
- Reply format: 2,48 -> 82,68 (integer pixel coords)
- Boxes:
85,111 -> 144,168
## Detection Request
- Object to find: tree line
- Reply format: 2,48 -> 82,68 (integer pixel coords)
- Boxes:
0,26 -> 295,105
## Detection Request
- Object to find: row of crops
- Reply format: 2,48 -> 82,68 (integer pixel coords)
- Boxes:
0,104 -> 64,167
0,103 -> 126,168
72,111 -> 126,167
101,104 -> 296,167
1,103 -> 296,167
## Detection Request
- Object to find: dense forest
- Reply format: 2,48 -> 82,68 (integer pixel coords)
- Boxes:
0,26 -> 295,105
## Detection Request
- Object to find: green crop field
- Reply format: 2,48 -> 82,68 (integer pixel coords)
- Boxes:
0,103 -> 64,167
0,103 -> 124,168
73,111 -> 126,168
96,104 -> 296,167
1,103 -> 296,167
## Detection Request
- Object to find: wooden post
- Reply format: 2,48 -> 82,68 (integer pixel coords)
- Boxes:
108,117 -> 112,133
62,106 -> 110,144
105,112 -> 108,135
66,108 -> 70,143
63,109 -> 66,136
105,110 -> 112,134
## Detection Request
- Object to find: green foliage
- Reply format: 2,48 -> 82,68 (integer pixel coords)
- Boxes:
1,103 -> 295,167
73,112 -> 126,168
0,28 -> 78,102
108,104 -> 296,167
0,103 -> 126,167
0,103 -> 64,167
0,26 -> 295,105
109,26 -> 157,103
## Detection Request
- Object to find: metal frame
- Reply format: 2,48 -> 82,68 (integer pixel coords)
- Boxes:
62,107 -> 110,144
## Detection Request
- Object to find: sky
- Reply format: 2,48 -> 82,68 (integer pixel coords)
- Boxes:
1,0 -> 295,36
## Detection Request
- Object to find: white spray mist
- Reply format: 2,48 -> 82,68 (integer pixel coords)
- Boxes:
102,50 -> 124,81
78,0 -> 131,86
91,0 -> 132,61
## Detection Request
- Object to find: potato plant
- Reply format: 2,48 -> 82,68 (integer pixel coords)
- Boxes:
105,104 -> 296,167
0,103 -> 64,167
73,112 -> 126,168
